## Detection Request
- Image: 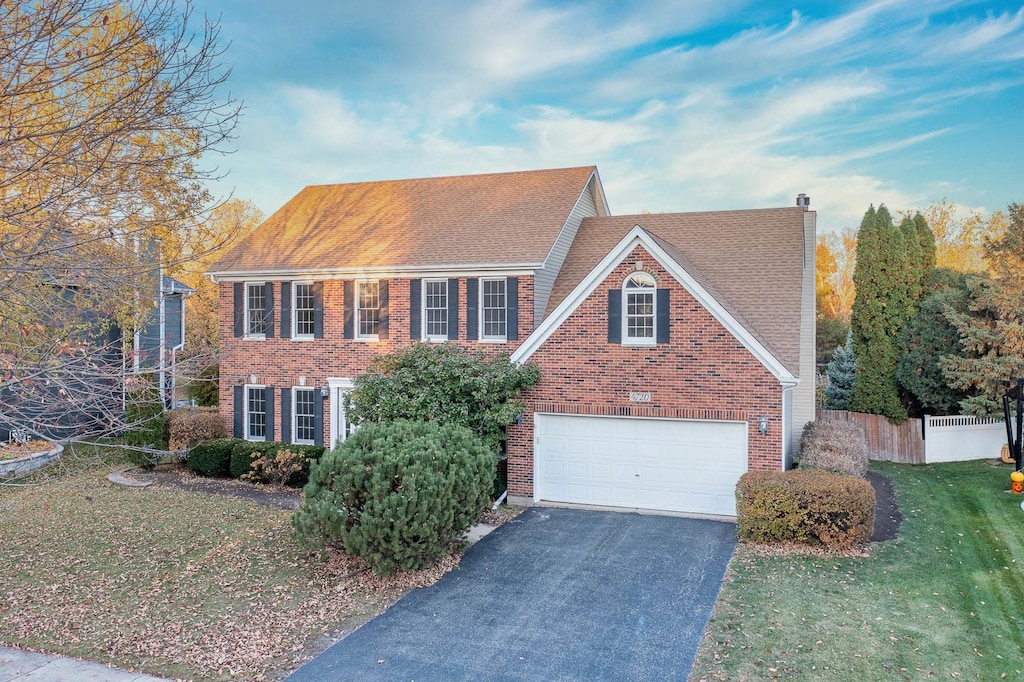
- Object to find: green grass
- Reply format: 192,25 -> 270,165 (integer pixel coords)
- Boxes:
692,460 -> 1024,681
0,448 -> 446,680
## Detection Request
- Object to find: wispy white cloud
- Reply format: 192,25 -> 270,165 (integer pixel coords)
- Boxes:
207,0 -> 1024,233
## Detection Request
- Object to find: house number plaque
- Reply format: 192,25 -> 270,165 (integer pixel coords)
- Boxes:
628,392 -> 652,402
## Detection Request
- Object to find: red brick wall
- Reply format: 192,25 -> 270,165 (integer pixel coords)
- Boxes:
506,245 -> 784,498
218,276 -> 535,442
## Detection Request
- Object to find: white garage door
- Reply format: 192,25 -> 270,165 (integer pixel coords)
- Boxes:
535,414 -> 748,517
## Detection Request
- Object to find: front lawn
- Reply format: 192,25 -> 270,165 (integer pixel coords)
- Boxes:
692,460 -> 1024,681
0,450 -> 454,680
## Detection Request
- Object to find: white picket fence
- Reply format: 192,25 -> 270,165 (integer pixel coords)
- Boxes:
924,414 -> 1007,464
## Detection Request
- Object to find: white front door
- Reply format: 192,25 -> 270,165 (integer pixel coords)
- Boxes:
327,377 -> 354,448
535,414 -> 748,517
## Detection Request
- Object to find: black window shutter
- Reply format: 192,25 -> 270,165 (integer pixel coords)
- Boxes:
343,281 -> 354,339
465,278 -> 478,340
409,279 -> 422,339
280,388 -> 291,444
280,282 -> 291,339
379,280 -> 390,339
313,281 -> 324,338
265,387 -> 275,442
447,278 -> 459,340
656,288 -> 671,343
507,277 -> 519,341
233,385 -> 243,437
314,392 -> 324,447
264,282 -> 275,338
608,290 -> 622,343
233,283 -> 244,337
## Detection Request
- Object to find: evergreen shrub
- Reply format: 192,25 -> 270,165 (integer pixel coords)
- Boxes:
292,419 -> 494,576
185,437 -> 239,477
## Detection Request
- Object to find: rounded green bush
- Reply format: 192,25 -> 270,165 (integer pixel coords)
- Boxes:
185,437 -> 240,477
292,419 -> 495,576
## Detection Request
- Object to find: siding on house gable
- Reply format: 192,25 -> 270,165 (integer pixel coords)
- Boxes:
533,175 -> 603,326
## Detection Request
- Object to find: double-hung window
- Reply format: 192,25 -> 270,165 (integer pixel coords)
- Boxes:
292,387 -> 316,445
293,282 -> 315,339
245,283 -> 266,336
423,279 -> 448,340
356,280 -> 380,339
623,272 -> 656,345
481,278 -> 507,340
245,385 -> 267,441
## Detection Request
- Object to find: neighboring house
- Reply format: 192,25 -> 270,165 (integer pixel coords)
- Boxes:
209,167 -> 816,517
0,266 -> 192,442
134,273 -> 193,408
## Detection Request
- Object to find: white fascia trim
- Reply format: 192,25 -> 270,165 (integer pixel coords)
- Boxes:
207,263 -> 539,283
539,170 -> 600,270
511,225 -> 798,385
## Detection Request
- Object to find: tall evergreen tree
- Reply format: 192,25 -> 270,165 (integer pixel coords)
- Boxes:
824,332 -> 856,410
849,205 -> 909,422
914,213 -> 937,271
900,215 -> 925,319
941,203 -> 1024,416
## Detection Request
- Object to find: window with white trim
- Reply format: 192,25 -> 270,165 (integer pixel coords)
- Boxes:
423,279 -> 448,340
293,282 -> 315,338
245,385 -> 267,441
293,387 -> 316,445
356,280 -> 380,339
245,283 -> 266,336
623,272 -> 656,345
481,278 -> 507,340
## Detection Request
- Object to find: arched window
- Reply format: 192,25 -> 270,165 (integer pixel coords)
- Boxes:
623,272 -> 656,344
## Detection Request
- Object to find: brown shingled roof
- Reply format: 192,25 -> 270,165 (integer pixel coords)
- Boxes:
211,167 -> 597,274
546,208 -> 809,373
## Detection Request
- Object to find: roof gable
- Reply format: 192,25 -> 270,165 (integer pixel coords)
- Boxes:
518,208 -> 810,378
211,167 -> 598,276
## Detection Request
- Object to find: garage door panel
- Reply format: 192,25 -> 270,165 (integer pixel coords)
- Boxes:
536,414 -> 748,516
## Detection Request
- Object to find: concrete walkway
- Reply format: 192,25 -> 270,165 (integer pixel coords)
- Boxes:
0,646 -> 174,682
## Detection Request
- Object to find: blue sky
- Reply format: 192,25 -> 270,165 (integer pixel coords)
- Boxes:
199,0 -> 1024,233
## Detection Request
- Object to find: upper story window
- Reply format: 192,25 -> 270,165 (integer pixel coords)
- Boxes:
356,280 -> 380,339
623,272 -> 656,345
481,278 -> 507,340
293,282 -> 315,338
292,387 -> 316,445
245,385 -> 267,441
245,283 -> 267,337
424,279 -> 448,340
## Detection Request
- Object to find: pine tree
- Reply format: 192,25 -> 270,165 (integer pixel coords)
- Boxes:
941,203 -> 1024,416
824,332 -> 856,410
849,205 -> 909,422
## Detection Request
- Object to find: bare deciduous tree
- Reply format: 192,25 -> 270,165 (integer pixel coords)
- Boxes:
0,0 -> 240,457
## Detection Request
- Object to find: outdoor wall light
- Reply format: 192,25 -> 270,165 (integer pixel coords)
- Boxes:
320,386 -> 330,399
758,415 -> 769,435
513,413 -> 524,425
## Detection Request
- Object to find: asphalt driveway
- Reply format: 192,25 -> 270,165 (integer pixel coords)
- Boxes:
287,507 -> 736,681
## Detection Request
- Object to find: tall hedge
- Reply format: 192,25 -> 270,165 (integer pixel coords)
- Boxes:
292,420 -> 494,576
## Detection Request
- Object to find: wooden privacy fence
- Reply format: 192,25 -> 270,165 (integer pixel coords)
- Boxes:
816,409 -> 924,463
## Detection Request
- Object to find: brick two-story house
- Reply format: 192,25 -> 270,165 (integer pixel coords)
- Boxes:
209,166 -> 815,517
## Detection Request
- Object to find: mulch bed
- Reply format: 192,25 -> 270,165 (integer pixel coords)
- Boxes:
128,464 -> 302,510
867,470 -> 902,542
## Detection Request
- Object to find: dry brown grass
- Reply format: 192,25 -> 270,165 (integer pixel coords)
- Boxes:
0,452 -> 457,680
